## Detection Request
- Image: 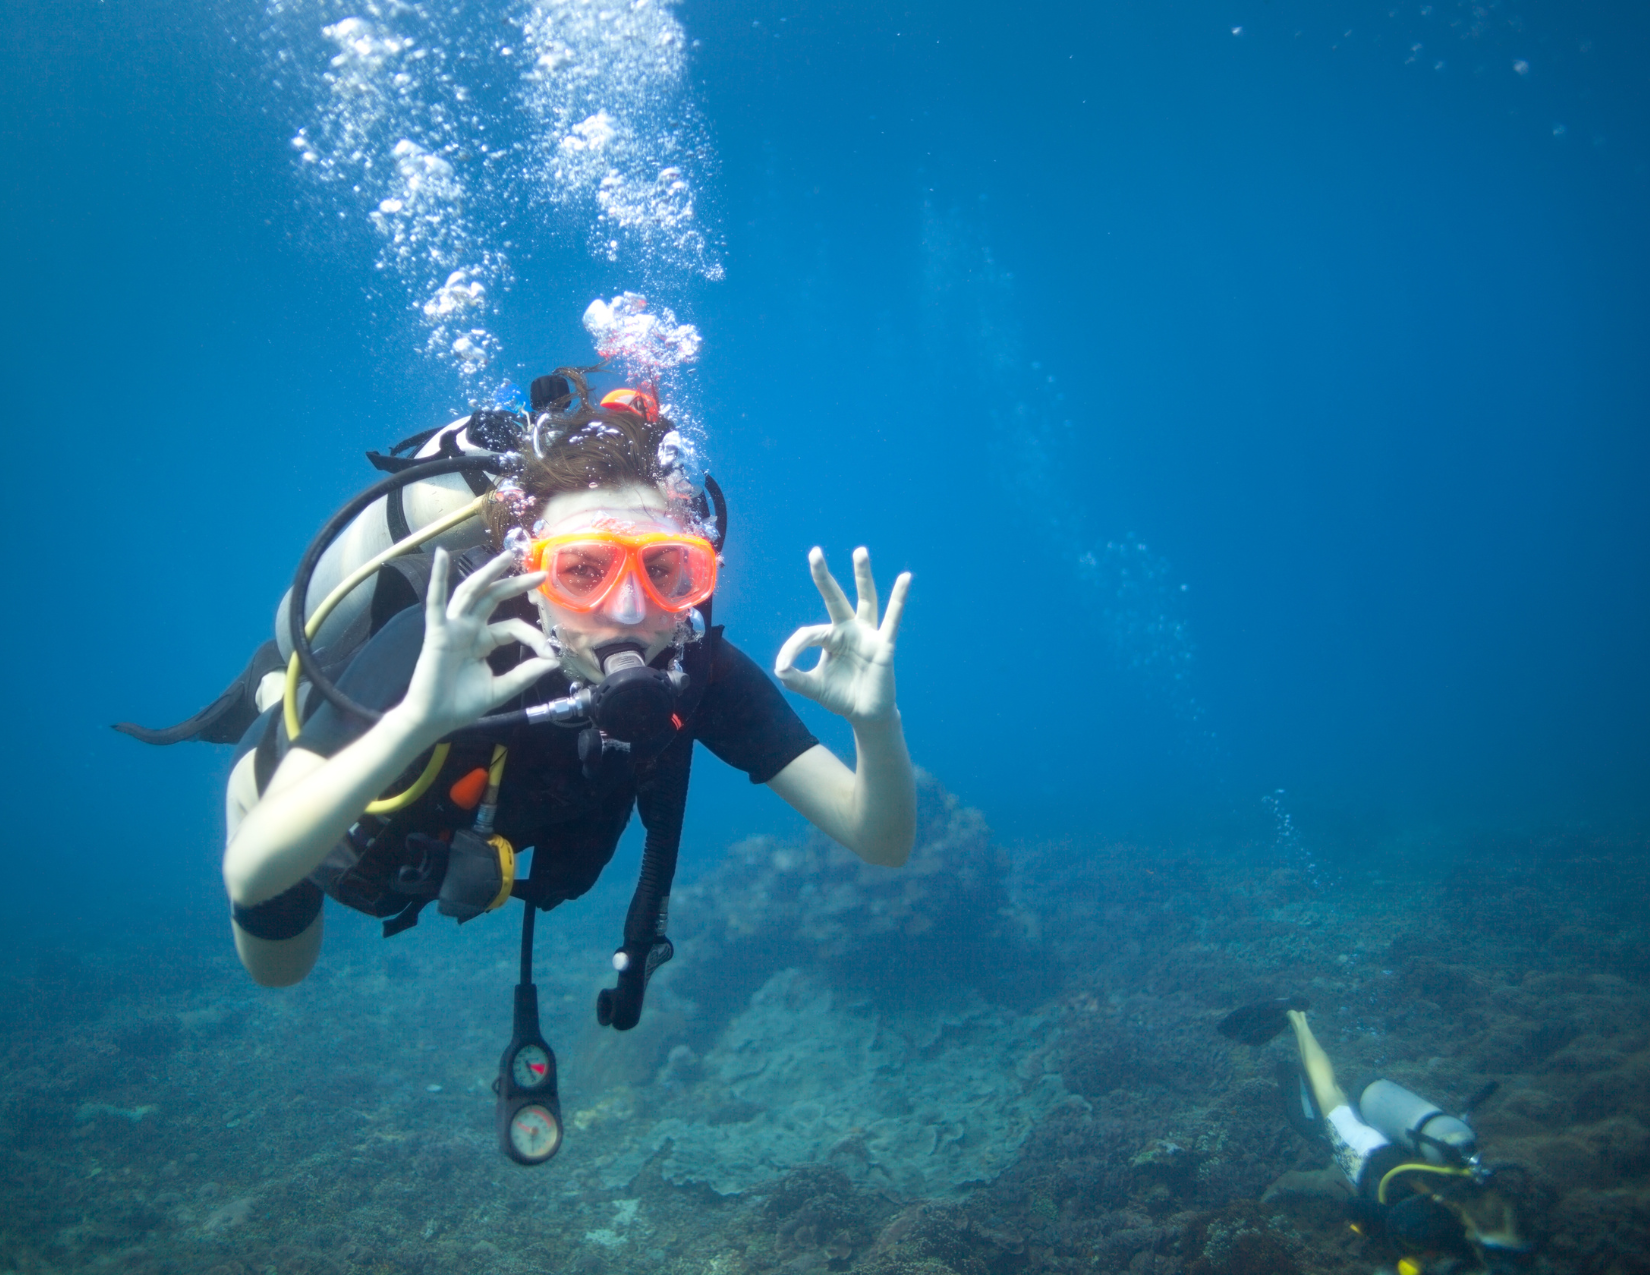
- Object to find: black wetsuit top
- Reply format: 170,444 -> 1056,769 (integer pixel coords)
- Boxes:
233,608 -> 816,939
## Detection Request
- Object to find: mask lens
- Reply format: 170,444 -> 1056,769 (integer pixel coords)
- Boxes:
547,541 -> 625,606
640,541 -> 715,609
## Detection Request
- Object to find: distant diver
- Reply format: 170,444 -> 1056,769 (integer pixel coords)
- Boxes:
1218,998 -> 1529,1274
119,364 -> 917,1165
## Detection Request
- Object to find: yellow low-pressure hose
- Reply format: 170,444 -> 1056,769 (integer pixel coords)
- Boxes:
282,492 -> 490,814
479,744 -> 514,911
1377,1160 -> 1474,1205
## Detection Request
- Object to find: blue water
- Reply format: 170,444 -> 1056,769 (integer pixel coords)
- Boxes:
3,0 -> 1648,943
5,4 -> 1650,1269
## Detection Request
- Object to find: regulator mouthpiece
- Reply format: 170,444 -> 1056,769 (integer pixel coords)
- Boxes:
596,642 -> 650,676
522,644 -> 689,743
587,642 -> 682,743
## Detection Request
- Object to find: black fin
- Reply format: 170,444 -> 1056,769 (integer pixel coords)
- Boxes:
1217,996 -> 1310,1045
1277,1058 -> 1325,1141
1460,1080 -> 1499,1118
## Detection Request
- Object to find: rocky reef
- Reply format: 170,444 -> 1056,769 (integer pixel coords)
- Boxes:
669,770 -> 1044,1013
0,776 -> 1646,1274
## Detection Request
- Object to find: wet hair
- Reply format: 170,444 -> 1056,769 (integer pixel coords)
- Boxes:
484,365 -> 677,546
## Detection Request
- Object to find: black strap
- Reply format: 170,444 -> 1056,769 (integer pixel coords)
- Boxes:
597,736 -> 691,1031
427,427 -> 494,496
365,450 -> 429,474
595,611 -> 720,1032
390,426 -> 443,457
383,898 -> 434,937
699,474 -> 728,551
114,639 -> 287,745
369,557 -> 430,632
386,484 -> 411,542
367,428 -> 497,498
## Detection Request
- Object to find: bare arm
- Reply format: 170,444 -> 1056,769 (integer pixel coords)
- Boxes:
225,748 -> 325,987
771,547 -> 916,867
768,725 -> 915,867
223,703 -> 443,909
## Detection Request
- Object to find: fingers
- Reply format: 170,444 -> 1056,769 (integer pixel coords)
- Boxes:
852,547 -> 878,627
774,662 -> 821,696
448,549 -> 517,617
775,623 -> 832,679
425,548 -> 452,629
475,568 -> 546,614
442,550 -> 545,629
492,656 -> 560,705
486,617 -> 557,659
879,571 -> 912,643
809,547 -> 855,625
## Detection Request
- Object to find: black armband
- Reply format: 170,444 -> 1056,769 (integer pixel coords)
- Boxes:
231,879 -> 323,941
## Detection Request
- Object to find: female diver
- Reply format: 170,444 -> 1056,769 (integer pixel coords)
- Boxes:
221,371 -> 916,990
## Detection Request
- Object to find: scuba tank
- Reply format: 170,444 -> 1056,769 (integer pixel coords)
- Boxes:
273,396 -> 559,663
1354,1078 -> 1479,1166
110,378 -> 570,748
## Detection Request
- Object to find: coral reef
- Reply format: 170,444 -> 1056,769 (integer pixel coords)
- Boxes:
0,783 -> 1646,1274
592,965 -> 1070,1194
671,770 -> 1043,1015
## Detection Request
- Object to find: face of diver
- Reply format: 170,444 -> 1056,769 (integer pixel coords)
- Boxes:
531,483 -> 688,684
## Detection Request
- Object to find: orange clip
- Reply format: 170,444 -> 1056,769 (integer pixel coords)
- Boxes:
449,767 -> 490,811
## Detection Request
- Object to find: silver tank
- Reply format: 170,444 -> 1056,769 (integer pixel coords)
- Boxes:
1356,1078 -> 1477,1165
273,416 -> 498,661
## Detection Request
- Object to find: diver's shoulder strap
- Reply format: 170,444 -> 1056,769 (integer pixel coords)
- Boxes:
595,621 -> 723,1032
113,639 -> 287,746
599,735 -> 692,1032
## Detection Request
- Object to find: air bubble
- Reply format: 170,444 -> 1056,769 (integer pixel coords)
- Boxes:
264,0 -> 722,391
502,526 -> 532,562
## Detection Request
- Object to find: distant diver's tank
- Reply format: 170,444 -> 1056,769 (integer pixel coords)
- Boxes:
273,412 -> 515,662
1355,1078 -> 1478,1165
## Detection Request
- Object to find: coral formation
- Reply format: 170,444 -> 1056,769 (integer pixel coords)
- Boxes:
671,771 -> 1041,1014
0,783 -> 1646,1273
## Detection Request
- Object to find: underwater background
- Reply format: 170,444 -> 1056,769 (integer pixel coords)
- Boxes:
2,0 -> 1649,1272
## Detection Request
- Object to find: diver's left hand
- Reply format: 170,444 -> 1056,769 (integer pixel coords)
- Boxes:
775,547 -> 911,725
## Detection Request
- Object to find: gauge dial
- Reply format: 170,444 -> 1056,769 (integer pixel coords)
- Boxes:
509,1103 -> 562,1162
512,1044 -> 552,1089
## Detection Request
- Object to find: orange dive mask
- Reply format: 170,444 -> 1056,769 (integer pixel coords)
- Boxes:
525,527 -> 718,614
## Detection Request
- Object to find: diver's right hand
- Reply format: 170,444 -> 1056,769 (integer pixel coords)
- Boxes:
394,548 -> 559,740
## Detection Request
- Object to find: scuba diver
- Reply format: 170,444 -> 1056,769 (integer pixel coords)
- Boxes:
119,366 -> 916,1165
1218,998 -> 1529,1275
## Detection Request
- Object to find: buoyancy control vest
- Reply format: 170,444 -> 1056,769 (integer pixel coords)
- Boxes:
270,545 -> 720,948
